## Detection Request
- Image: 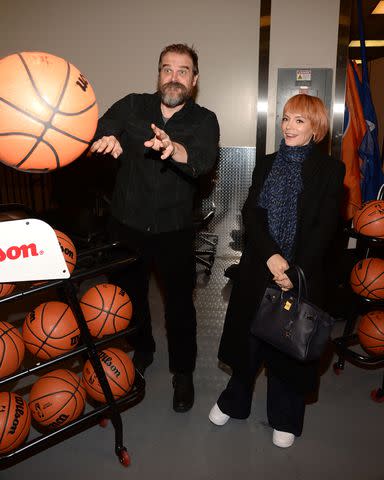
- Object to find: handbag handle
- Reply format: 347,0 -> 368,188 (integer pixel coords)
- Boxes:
293,265 -> 308,302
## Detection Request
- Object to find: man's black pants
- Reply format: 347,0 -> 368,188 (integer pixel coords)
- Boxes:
109,217 -> 197,374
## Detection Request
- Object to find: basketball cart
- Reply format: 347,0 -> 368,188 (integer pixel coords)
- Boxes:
332,228 -> 384,402
0,217 -> 145,468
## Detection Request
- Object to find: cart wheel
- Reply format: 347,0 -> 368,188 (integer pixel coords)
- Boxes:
370,389 -> 384,403
99,418 -> 109,428
118,448 -> 131,467
333,363 -> 344,375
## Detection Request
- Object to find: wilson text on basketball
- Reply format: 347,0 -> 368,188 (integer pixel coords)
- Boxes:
48,414 -> 69,429
98,351 -> 121,377
8,396 -> 25,435
76,74 -> 89,92
60,245 -> 74,259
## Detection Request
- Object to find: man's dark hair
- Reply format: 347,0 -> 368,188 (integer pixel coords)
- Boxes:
158,44 -> 199,75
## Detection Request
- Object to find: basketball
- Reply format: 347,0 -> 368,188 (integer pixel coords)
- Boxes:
22,301 -> 80,360
0,321 -> 25,379
353,200 -> 384,238
0,392 -> 31,454
0,283 -> 15,298
357,311 -> 384,356
0,51 -> 98,172
29,369 -> 86,429
82,347 -> 135,403
54,229 -> 77,274
350,258 -> 384,300
80,283 -> 133,338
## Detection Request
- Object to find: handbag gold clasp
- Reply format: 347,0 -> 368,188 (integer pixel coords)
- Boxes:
284,300 -> 292,311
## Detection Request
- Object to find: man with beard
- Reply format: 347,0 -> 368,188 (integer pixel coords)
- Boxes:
90,44 -> 219,412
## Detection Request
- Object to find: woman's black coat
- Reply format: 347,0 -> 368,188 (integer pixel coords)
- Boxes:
218,146 -> 345,394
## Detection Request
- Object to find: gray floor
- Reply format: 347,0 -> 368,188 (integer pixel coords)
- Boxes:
2,256 -> 384,480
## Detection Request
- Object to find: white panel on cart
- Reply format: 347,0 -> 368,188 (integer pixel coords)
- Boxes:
0,219 -> 70,282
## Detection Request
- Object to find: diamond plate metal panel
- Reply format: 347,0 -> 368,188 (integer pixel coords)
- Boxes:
201,146 -> 256,258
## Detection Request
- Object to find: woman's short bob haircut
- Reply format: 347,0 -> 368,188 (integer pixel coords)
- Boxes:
283,94 -> 329,143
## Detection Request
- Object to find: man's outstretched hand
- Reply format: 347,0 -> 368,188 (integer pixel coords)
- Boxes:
90,135 -> 123,158
144,124 -> 176,160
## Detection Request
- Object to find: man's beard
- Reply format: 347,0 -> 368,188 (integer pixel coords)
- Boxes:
158,81 -> 192,108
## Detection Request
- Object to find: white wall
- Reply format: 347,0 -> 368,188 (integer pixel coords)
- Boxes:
266,0 -> 340,152
0,0 -> 260,147
0,1 -> 342,149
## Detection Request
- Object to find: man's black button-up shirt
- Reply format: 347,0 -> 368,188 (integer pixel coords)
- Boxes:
94,93 -> 220,233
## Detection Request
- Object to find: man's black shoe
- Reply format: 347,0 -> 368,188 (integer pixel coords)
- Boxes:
172,373 -> 194,412
132,351 -> 154,376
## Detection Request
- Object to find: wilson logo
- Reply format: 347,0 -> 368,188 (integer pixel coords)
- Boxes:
48,414 -> 69,429
8,396 -> 25,435
0,243 -> 39,262
60,245 -> 73,259
99,351 -> 121,377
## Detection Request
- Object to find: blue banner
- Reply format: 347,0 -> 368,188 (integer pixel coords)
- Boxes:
356,0 -> 384,201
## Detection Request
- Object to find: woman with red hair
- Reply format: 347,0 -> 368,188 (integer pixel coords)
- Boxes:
209,94 -> 345,448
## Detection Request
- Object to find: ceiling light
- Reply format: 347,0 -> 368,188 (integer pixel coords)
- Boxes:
349,40 -> 384,47
372,1 -> 384,14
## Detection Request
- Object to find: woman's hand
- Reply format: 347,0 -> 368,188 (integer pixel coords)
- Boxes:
266,254 -> 294,291
275,276 -> 294,292
266,254 -> 289,278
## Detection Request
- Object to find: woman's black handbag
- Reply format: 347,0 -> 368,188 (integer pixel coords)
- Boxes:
250,266 -> 335,362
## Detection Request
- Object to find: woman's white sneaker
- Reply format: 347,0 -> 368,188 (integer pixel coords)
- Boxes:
209,403 -> 230,426
272,429 -> 295,448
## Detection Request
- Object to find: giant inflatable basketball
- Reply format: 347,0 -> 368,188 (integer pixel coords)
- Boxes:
0,51 -> 98,172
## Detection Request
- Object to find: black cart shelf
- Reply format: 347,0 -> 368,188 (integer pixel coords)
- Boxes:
332,228 -> 384,402
0,241 -> 145,468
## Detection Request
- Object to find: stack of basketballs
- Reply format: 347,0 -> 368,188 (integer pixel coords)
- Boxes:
0,231 -> 135,455
0,49 -> 135,455
350,200 -> 384,357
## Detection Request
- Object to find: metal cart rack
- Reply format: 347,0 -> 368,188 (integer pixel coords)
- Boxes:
0,234 -> 145,469
332,229 -> 384,403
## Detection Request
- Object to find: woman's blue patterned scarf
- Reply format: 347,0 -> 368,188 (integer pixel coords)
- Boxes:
258,140 -> 313,261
